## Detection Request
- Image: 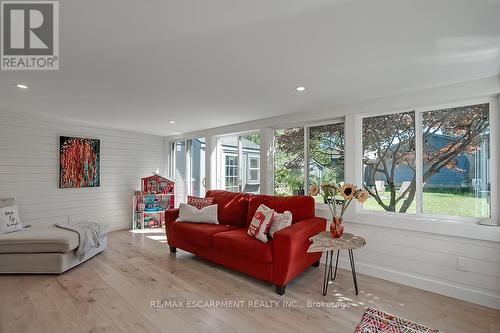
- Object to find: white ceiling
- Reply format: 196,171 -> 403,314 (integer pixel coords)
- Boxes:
1,0 -> 499,136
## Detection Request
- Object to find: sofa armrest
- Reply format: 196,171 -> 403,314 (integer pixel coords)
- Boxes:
165,208 -> 179,225
165,209 -> 179,242
272,217 -> 327,286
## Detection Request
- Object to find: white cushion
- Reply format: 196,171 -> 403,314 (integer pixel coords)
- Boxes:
0,237 -> 107,274
176,203 -> 219,224
268,211 -> 293,238
0,225 -> 79,253
0,205 -> 23,235
247,204 -> 274,243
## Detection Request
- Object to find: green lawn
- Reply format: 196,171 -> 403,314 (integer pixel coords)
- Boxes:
362,191 -> 489,218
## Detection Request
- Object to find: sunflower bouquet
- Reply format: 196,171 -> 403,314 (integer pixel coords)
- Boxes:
309,182 -> 369,238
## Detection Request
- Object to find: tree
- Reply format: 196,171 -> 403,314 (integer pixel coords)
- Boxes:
244,133 -> 261,146
274,128 -> 305,195
362,111 -> 416,212
363,103 -> 489,213
309,123 -> 345,183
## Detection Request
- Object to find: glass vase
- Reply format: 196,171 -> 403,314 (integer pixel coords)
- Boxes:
330,217 -> 344,238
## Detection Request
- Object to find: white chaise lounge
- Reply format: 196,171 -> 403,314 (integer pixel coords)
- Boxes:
0,225 -> 107,274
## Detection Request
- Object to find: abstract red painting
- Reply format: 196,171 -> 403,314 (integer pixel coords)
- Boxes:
59,136 -> 100,188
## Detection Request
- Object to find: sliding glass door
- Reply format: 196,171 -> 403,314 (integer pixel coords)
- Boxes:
171,137 -> 206,205
172,140 -> 187,206
189,137 -> 206,197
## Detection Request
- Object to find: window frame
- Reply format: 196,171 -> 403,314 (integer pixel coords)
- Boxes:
356,97 -> 497,224
223,152 -> 239,192
272,119 -> 345,198
307,121 -> 346,192
247,154 -> 260,184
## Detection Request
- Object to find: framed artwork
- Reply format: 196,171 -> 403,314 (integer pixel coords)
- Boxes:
59,136 -> 100,188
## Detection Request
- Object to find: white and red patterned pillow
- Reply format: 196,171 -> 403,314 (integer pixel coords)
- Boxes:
268,211 -> 292,238
187,196 -> 214,210
247,204 -> 274,243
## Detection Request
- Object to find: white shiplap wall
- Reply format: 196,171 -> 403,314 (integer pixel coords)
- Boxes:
0,110 -> 165,231
316,214 -> 500,310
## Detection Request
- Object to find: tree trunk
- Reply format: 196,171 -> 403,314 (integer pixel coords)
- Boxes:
399,182 -> 416,213
387,182 -> 396,212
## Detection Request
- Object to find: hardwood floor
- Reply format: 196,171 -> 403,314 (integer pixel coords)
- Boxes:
0,230 -> 498,333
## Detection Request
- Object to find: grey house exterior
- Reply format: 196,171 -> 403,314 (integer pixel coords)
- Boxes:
216,136 -> 261,193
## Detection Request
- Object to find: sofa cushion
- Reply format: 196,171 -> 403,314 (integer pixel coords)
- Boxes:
205,190 -> 253,227
176,203 -> 218,224
0,225 -> 79,254
169,222 -> 238,248
247,195 -> 315,226
212,229 -> 273,263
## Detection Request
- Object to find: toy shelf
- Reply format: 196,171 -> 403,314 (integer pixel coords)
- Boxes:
133,174 -> 175,230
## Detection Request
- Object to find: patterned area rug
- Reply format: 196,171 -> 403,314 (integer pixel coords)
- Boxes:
355,308 -> 441,333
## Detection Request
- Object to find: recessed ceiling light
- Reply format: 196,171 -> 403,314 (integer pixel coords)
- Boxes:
169,120 -> 176,124
15,83 -> 28,89
296,86 -> 306,92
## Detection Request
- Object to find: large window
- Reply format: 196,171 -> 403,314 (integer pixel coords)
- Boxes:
274,122 -> 345,197
422,104 -> 490,218
217,133 -> 261,193
362,102 -> 491,219
274,127 -> 305,196
362,111 -> 416,214
309,123 -> 345,202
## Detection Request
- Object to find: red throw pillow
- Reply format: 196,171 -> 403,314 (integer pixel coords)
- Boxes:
187,196 -> 214,210
247,204 -> 274,243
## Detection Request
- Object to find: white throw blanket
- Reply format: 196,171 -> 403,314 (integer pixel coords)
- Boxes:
56,222 -> 110,260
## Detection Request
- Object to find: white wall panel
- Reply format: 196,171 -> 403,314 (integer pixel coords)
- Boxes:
0,110 -> 164,231
315,215 -> 500,309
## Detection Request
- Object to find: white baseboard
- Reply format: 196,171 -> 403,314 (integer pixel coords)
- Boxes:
321,255 -> 500,310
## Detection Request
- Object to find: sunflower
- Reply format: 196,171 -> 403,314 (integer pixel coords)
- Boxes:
309,184 -> 320,196
340,183 -> 356,200
356,189 -> 370,203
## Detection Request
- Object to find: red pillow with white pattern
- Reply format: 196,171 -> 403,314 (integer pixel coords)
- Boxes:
247,204 -> 274,243
187,196 -> 214,210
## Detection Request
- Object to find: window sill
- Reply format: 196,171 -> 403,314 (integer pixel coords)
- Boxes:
314,204 -> 500,243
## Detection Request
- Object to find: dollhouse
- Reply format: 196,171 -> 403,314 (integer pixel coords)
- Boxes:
133,173 -> 175,229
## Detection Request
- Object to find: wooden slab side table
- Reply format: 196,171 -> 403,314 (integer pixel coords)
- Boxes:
308,231 -> 366,296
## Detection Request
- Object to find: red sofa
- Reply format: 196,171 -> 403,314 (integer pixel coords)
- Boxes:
165,190 -> 327,295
